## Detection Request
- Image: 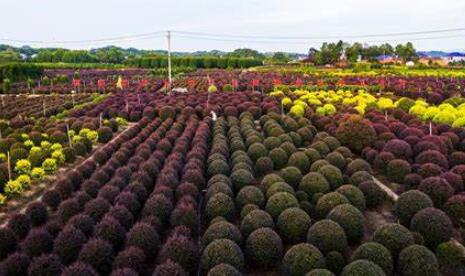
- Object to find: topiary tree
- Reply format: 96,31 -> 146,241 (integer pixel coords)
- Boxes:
315,192 -> 350,218
327,204 -> 365,243
444,194 -> 465,225
27,253 -> 63,276
397,245 -> 439,276
351,242 -> 393,275
394,190 -> 433,226
240,209 -> 274,237
318,165 -> 344,190
245,227 -> 283,267
417,177 -> 454,208
207,263 -> 241,276
306,269 -> 336,276
386,159 -> 411,183
373,223 -> 414,258
53,226 -> 87,265
230,169 -> 254,191
282,243 -> 326,276
265,192 -> 299,219
341,260 -> 385,276
277,207 -> 312,244
336,185 -> 366,211
202,221 -> 242,248
410,207 -> 453,249
235,186 -> 265,209
358,181 -> 386,208
307,219 -> 348,253
269,147 -> 288,169
288,152 -> 310,173
78,238 -> 114,275
206,193 -> 236,222
200,239 -> 244,273
125,222 -> 160,259
299,172 -> 330,198
335,115 -> 376,153
280,166 -> 303,189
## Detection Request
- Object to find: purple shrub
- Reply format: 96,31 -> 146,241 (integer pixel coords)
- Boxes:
84,197 -> 111,222
61,262 -> 99,276
0,252 -> 30,275
78,238 -> 114,275
55,178 -> 75,199
125,222 -> 160,259
0,227 -> 17,260
125,182 -> 148,203
417,163 -> 443,178
7,213 -> 31,240
383,139 -> 413,159
153,259 -> 188,276
441,171 -> 464,192
170,201 -> 199,234
157,234 -> 199,273
94,216 -> 126,249
110,268 -> 138,276
22,228 -> 53,257
142,194 -> 174,224
27,254 -> 63,276
66,214 -> 95,237
415,150 -> 449,169
115,192 -> 141,215
74,191 -> 92,207
418,177 -> 454,207
42,189 -> 62,210
106,205 -> 134,230
24,201 -> 48,226
444,194 -> 465,225
98,185 -> 121,203
53,226 -> 87,264
83,179 -> 104,198
113,246 -> 146,273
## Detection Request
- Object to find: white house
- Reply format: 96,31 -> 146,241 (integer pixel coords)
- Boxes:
446,52 -> 465,63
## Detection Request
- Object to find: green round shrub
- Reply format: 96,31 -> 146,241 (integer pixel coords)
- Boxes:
245,228 -> 283,267
206,193 -> 236,222
410,207 -> 453,249
323,136 -> 341,151
386,159 -> 411,183
351,242 -> 393,275
281,166 -> 303,188
265,192 -> 299,219
346,159 -> 372,176
394,190 -> 433,226
310,141 -> 331,156
97,127 -> 113,143
235,186 -> 265,209
304,148 -> 322,164
269,148 -> 288,169
266,182 -> 295,199
230,169 -> 254,191
261,173 -> 285,192
336,185 -> 366,211
436,240 -> 464,269
325,251 -> 346,275
208,159 -> 230,177
299,172 -> 330,198
307,219 -> 348,253
341,260 -> 385,276
264,137 -> 281,150
282,243 -> 326,276
397,245 -> 439,276
277,208 -> 312,244
201,239 -> 244,272
240,210 -> 274,237
254,156 -> 274,176
315,192 -> 350,218
318,165 -> 344,190
306,269 -> 335,276
359,181 -> 386,208
349,171 -> 373,186
310,160 -> 331,172
240,204 -> 259,219
248,143 -> 268,162
288,152 -> 310,173
373,223 -> 414,258
327,204 -> 364,243
206,183 -> 233,200
281,141 -> 297,156
207,263 -> 241,276
325,152 -> 346,171
202,221 -> 242,248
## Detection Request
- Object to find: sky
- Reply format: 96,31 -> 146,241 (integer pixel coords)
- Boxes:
2,0 -> 465,53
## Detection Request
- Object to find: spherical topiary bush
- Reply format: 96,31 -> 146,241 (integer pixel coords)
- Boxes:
304,148 -> 322,164
42,189 -> 62,210
345,159 -> 372,176
288,152 -> 311,173
325,151 -> 346,171
310,141 -> 331,156
410,207 -> 453,249
394,190 -> 434,226
277,207 -> 312,244
240,210 -> 274,237
264,136 -> 281,150
202,221 -> 242,248
0,227 -> 17,260
61,262 -> 99,276
318,165 -> 344,190
94,216 -> 126,249
125,222 -> 160,259
435,240 -> 464,270
397,245 -> 439,276
299,172 -> 330,198
336,185 -> 366,211
417,163 -> 443,178
327,204 -> 364,243
206,193 -> 236,222
417,177 -> 454,208
27,253 -> 63,276
57,199 -> 82,224
66,214 -> 95,237
261,173 -> 285,191
265,192 -> 299,219
53,226 -> 87,264
340,260 -> 385,276
7,213 -> 31,240
25,201 -> 48,226
266,182 -> 295,198
142,194 -> 174,224
248,143 -> 268,162
22,228 -> 53,257
153,259 -> 188,276
306,269 -> 336,276
373,223 -> 414,258
444,194 -> 465,225
349,171 -> 373,186
84,197 -> 111,222
97,127 -> 113,143
208,159 -> 230,177
386,159 -> 411,183
78,238 -> 114,275
0,252 -> 30,275
282,243 -> 326,276
235,186 -> 265,209
335,115 -> 376,153
201,238 -> 244,273
113,246 -> 146,273
325,250 -> 346,275
158,233 -> 198,272
255,156 -> 274,176
315,192 -> 350,218
230,169 -> 254,191
281,141 -> 297,156
358,181 -> 386,208
307,219 -> 348,253
281,166 -> 303,189
245,227 -> 283,268
351,242 -> 393,275
415,150 -> 449,169
269,147 -> 289,169
207,263 -> 241,276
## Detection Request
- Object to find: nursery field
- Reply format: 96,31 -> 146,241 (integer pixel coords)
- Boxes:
0,67 -> 464,276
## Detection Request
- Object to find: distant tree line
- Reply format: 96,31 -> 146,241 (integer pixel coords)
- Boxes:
126,56 -> 263,69
308,41 -> 418,65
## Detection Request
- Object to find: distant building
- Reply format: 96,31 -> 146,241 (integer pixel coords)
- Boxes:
376,54 -> 399,64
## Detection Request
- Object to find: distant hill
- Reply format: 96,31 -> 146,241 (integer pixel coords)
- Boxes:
417,50 -> 465,58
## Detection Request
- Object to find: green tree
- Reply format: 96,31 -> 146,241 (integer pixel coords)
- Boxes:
395,42 -> 418,62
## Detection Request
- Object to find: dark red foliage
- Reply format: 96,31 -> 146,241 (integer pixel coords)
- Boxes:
66,214 -> 95,237
7,213 -> 31,240
84,197 -> 111,222
0,227 -> 17,260
22,228 -> 53,257
53,226 -> 87,264
25,201 -> 48,226
78,238 -> 114,275
0,252 -> 30,275
113,246 -> 146,273
94,217 -> 126,249
42,189 -> 62,210
27,254 -> 63,276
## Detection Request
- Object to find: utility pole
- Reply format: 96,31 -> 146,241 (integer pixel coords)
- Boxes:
167,30 -> 172,85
